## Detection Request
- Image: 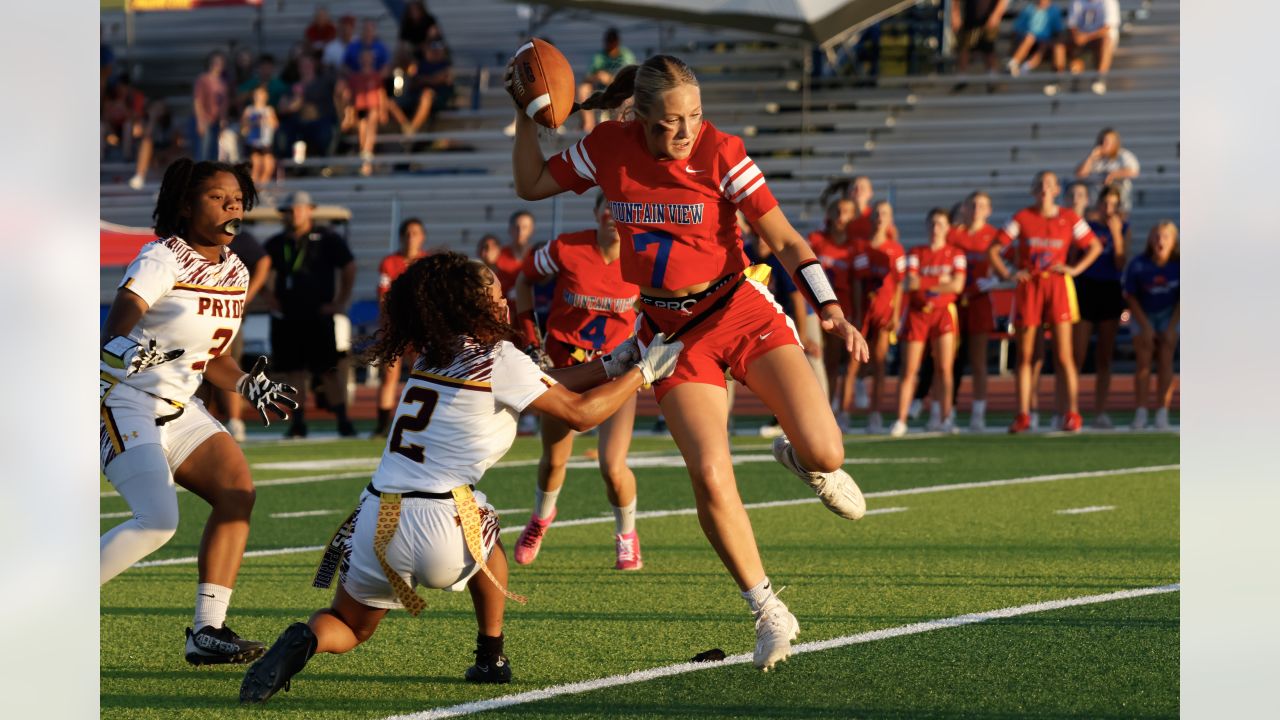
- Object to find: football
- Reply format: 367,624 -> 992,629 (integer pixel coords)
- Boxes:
509,38 -> 576,129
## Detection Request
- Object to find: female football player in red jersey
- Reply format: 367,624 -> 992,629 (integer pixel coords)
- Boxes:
510,193 -> 645,571
891,209 -> 967,436
808,197 -> 858,427
372,218 -> 430,437
849,200 -> 906,434
989,171 -> 1102,433
100,158 -> 297,665
507,53 -> 868,672
948,191 -> 999,430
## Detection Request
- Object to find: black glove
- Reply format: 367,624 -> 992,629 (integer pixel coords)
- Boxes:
236,356 -> 300,426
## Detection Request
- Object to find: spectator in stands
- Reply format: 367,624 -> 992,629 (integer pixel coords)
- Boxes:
193,52 -> 230,161
262,191 -> 357,438
344,19 -> 391,75
476,233 -> 502,269
1073,184 -> 1128,428
577,28 -> 637,132
347,49 -> 386,176
1066,0 -> 1120,94
1008,0 -> 1067,95
231,48 -> 256,92
1075,127 -> 1141,215
373,218 -> 430,438
400,39 -> 455,137
1124,220 -> 1178,430
101,74 -> 147,164
236,54 -> 287,113
240,86 -> 279,186
398,0 -> 440,57
322,15 -> 358,73
494,210 -> 536,300
128,100 -> 185,190
280,54 -> 339,162
952,0 -> 1010,74
305,5 -> 338,54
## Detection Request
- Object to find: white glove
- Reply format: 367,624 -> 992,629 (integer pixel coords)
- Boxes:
102,336 -> 185,377
237,356 -> 300,426
636,333 -> 684,384
601,336 -> 641,378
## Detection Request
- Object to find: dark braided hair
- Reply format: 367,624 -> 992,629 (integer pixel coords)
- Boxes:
365,251 -> 518,368
152,158 -> 257,238
575,54 -> 697,119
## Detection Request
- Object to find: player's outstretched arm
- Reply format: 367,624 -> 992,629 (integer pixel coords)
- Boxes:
511,113 -> 568,200
532,335 -> 681,431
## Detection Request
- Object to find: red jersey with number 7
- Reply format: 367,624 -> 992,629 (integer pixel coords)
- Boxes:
996,207 -> 1097,272
545,119 -> 778,291
521,230 -> 639,353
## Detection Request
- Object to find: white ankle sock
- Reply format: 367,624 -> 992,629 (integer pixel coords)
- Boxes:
741,576 -> 775,615
194,583 -> 233,630
613,498 -> 637,535
972,399 -> 986,416
533,487 -> 560,520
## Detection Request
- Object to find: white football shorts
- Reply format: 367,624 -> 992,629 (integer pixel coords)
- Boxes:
100,378 -> 226,472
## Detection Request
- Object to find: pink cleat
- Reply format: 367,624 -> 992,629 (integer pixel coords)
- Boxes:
514,510 -> 555,565
614,530 -> 643,571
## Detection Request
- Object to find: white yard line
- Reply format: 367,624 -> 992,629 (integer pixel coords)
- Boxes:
269,510 -> 343,519
378,584 -> 1181,720
129,464 -> 1176,569
100,511 -> 132,519
1055,505 -> 1117,515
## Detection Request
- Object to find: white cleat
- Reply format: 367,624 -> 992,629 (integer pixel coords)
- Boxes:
753,598 -> 800,672
1132,407 -> 1149,430
940,416 -> 959,435
854,378 -> 870,409
1093,413 -> 1114,430
1153,407 -> 1170,430
866,412 -> 884,435
1029,412 -> 1040,431
969,412 -> 986,432
772,436 -> 866,520
889,419 -> 908,437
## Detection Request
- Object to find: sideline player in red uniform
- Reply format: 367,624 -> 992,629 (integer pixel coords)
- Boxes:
508,53 -> 867,671
511,193 -> 645,570
948,191 -> 999,431
891,209 -> 967,436
849,201 -> 906,434
372,218 -> 429,437
807,197 -> 858,427
989,171 -> 1101,433
492,209 -> 536,300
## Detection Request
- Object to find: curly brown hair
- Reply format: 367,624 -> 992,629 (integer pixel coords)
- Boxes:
365,251 -> 517,368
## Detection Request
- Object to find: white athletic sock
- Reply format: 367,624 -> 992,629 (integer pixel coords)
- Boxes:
742,577 -> 776,615
929,401 -> 942,423
100,444 -> 180,585
533,487 -> 561,520
613,498 -> 637,535
194,583 -> 233,630
972,399 -> 987,417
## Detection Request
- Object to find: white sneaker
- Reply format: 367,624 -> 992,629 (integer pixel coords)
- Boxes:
1007,59 -> 1022,77
940,415 -> 959,435
925,402 -> 942,431
969,411 -> 986,432
771,436 -> 866,521
753,597 -> 800,672
227,418 -> 247,443
502,120 -> 517,137
889,419 -> 908,437
127,174 -> 145,190
1153,408 -> 1170,430
1132,407 -> 1149,430
1091,79 -> 1107,95
907,399 -> 923,420
1029,411 -> 1040,431
1093,413 -> 1114,430
1043,82 -> 1060,97
866,412 -> 883,435
854,378 -> 870,409
1049,414 -> 1061,431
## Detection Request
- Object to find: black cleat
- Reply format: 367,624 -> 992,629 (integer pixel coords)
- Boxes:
240,622 -> 318,704
464,653 -> 512,684
184,624 -> 266,666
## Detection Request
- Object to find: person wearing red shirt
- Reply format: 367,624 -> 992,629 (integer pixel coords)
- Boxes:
891,209 -> 967,436
493,210 -> 536,300
372,218 -> 429,437
843,176 -> 875,244
510,193 -> 645,571
808,197 -> 859,427
849,201 -> 906,434
508,53 -> 868,671
948,190 -> 1000,430
989,171 -> 1102,433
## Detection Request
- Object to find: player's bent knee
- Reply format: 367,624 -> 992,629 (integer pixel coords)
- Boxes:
800,442 -> 844,474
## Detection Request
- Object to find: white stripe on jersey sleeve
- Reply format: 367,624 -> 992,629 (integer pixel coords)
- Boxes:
1073,219 -> 1091,239
907,254 -> 920,270
719,157 -> 753,193
725,164 -> 762,197
578,139 -> 597,174
895,256 -> 907,272
733,176 -> 767,203
534,245 -> 558,276
567,144 -> 594,182
1003,219 -> 1021,239
954,254 -> 968,270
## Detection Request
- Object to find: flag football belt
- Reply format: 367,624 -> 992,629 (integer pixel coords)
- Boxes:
98,371 -> 185,426
637,264 -> 771,343
313,483 -> 527,616
552,339 -> 601,365
638,272 -> 736,312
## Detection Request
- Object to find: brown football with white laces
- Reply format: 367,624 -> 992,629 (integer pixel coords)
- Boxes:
508,38 -> 575,129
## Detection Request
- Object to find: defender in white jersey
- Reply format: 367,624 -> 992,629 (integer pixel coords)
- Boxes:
241,252 -> 684,704
100,159 -> 298,666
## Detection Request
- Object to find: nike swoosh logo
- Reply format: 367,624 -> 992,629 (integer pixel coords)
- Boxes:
198,593 -> 216,598
684,166 -> 705,174
759,331 -> 774,340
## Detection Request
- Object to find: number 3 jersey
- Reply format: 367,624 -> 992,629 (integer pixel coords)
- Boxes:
546,119 -> 779,290
522,230 -> 639,354
102,237 -> 249,404
371,340 -> 556,494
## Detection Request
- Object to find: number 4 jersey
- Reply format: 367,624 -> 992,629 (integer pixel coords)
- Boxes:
102,237 -> 250,404
523,230 -> 639,355
371,340 -> 556,494
546,119 -> 779,291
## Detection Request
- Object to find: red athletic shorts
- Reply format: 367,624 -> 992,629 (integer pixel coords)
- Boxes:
1014,272 -> 1079,328
545,339 -> 596,369
904,303 -> 959,343
637,278 -> 800,403
958,292 -> 995,335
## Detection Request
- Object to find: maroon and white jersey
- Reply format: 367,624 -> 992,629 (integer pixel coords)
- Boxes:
103,236 -> 249,403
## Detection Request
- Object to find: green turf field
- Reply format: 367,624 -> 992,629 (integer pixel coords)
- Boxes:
101,431 -> 1179,719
